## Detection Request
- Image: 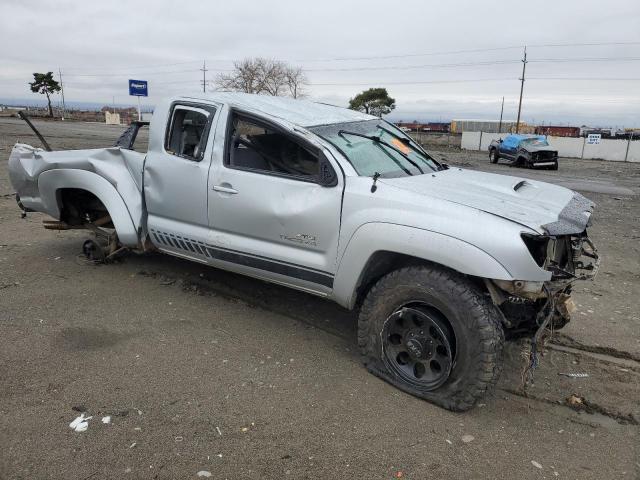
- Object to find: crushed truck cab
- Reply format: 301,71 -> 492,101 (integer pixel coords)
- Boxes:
8,92 -> 598,411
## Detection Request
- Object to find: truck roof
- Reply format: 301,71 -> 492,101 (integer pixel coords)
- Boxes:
176,92 -> 376,127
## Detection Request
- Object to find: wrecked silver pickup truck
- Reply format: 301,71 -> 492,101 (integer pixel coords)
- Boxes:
8,93 -> 599,411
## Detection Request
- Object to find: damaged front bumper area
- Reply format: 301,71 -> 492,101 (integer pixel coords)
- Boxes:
487,228 -> 599,336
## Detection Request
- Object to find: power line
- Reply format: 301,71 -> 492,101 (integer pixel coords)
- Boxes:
527,41 -> 640,49
59,54 -> 639,80
63,60 -> 202,73
528,77 -> 640,81
64,67 -> 231,78
298,45 -> 524,62
305,59 -> 521,72
530,56 -> 640,63
309,78 -> 516,86
290,41 -> 640,63
57,42 -> 640,74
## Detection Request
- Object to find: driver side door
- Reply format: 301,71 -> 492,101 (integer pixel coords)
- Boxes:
206,109 -> 343,294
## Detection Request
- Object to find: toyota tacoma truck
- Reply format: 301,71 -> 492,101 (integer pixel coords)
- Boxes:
8,93 -> 598,411
489,134 -> 559,170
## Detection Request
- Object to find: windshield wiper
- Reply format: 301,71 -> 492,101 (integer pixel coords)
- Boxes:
338,130 -> 423,175
377,124 -> 443,171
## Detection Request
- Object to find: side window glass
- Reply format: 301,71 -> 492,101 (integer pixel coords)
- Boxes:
226,115 -> 320,179
166,106 -> 211,160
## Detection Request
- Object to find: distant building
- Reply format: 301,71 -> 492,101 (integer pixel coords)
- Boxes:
395,121 -> 450,133
450,119 -> 529,134
534,125 -> 580,137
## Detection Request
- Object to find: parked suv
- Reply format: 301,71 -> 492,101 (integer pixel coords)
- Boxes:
489,134 -> 559,170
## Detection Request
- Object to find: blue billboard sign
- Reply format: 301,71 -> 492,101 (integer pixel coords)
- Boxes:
128,79 -> 148,97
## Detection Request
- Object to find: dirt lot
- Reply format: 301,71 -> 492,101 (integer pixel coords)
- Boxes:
1,118 -> 638,479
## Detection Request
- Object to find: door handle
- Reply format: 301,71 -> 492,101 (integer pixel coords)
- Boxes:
212,184 -> 238,194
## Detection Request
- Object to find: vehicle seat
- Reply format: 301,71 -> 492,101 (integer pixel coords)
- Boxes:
180,124 -> 202,157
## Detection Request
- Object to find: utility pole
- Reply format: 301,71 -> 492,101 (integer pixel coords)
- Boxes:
200,60 -> 208,93
498,96 -> 504,133
515,46 -> 527,134
58,68 -> 67,121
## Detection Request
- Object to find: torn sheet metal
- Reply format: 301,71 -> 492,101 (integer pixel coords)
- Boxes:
541,192 -> 594,235
8,143 -> 145,234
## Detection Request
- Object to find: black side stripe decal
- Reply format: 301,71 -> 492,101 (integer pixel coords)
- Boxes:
149,229 -> 333,288
205,246 -> 334,288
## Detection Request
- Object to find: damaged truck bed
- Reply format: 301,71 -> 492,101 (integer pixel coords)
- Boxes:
8,92 -> 599,411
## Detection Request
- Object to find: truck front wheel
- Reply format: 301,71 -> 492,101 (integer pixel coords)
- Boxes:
357,266 -> 504,411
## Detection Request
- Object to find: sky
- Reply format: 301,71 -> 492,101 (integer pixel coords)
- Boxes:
1,0 -> 639,127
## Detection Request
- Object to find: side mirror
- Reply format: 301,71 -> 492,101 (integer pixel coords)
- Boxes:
318,153 -> 338,187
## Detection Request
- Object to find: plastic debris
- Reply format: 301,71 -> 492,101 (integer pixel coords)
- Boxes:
558,372 -> 589,378
69,413 -> 92,432
395,471 -> 404,478
216,426 -> 222,436
197,472 -> 212,478
445,439 -> 453,445
129,442 -> 137,449
566,394 -> 584,407
102,416 -> 111,424
461,435 -> 475,443
531,460 -> 543,469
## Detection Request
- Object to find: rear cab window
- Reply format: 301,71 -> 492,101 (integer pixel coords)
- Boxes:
165,104 -> 216,161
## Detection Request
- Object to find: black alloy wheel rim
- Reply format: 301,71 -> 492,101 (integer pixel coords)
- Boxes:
382,305 -> 455,390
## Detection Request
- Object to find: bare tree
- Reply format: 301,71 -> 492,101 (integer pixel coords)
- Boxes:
216,58 -> 308,98
284,66 -> 307,99
259,59 -> 287,96
215,58 -> 263,93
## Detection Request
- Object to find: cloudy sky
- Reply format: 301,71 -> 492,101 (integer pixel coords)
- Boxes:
1,0 -> 639,126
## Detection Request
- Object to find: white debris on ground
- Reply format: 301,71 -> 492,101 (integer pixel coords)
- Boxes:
461,435 -> 475,443
197,471 -> 212,477
102,416 -> 111,424
69,413 -> 92,432
531,460 -> 543,469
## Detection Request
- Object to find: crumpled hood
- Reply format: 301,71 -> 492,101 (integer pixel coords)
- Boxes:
525,144 -> 557,153
381,168 -> 593,235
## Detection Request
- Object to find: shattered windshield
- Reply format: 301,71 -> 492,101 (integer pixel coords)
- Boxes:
520,137 -> 550,147
309,119 -> 439,177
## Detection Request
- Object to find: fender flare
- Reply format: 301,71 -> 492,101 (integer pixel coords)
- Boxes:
331,222 -> 514,309
38,169 -> 139,246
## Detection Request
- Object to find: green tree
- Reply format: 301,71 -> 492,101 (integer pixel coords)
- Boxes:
29,72 -> 61,117
348,87 -> 396,117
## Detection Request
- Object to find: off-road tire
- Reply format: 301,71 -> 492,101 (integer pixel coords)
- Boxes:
358,266 -> 504,411
489,149 -> 499,163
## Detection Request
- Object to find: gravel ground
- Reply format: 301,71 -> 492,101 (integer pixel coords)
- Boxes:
0,118 -> 638,479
